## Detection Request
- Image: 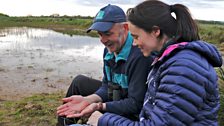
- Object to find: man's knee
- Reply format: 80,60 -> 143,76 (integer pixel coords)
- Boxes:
71,75 -> 88,87
67,74 -> 100,96
66,75 -> 88,97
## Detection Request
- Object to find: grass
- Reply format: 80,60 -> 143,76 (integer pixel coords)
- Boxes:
0,15 -> 224,125
0,92 -> 64,126
219,87 -> 224,126
198,23 -> 224,45
217,68 -> 224,126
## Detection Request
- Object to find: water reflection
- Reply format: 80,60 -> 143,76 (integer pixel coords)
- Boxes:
0,27 -> 104,60
0,27 -> 105,100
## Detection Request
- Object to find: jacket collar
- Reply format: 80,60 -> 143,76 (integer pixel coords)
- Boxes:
104,32 -> 133,63
151,42 -> 188,66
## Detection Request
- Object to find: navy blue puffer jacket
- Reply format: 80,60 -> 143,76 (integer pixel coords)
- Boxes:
98,41 -> 223,126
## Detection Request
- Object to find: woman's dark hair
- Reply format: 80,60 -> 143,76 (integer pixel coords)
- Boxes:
127,0 -> 200,42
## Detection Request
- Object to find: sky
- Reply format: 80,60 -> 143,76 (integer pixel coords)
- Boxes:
0,0 -> 224,21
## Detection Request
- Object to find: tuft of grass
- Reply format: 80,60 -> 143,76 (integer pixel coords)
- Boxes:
0,92 -> 64,126
217,67 -> 224,126
219,86 -> 224,126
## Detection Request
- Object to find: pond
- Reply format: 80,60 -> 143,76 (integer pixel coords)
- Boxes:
0,27 -> 104,100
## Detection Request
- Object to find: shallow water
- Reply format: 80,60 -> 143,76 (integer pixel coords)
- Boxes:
0,27 -> 104,76
0,27 -> 104,100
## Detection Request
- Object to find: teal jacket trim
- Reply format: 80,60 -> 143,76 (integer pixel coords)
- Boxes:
112,73 -> 128,88
104,32 -> 133,62
104,32 -> 133,88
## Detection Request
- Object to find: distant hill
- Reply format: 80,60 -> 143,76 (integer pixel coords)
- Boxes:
197,19 -> 224,25
0,13 -> 9,17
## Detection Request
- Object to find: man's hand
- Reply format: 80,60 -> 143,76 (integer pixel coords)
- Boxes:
66,102 -> 102,118
87,111 -> 103,126
56,95 -> 90,116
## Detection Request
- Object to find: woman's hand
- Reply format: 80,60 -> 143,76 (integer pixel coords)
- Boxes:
87,111 -> 103,126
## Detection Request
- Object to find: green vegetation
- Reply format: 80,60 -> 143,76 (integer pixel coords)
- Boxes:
219,85 -> 224,126
198,22 -> 224,44
0,92 -> 63,126
217,68 -> 224,125
0,13 -> 9,17
0,14 -> 223,125
0,15 -> 97,37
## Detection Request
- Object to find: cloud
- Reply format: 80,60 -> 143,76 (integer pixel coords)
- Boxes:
162,0 -> 224,21
0,0 -> 223,21
203,0 -> 224,1
73,0 -> 143,6
164,0 -> 224,8
59,0 -> 224,21
72,0 -> 224,10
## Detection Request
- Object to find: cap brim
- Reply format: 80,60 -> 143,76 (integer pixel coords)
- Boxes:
86,22 -> 114,33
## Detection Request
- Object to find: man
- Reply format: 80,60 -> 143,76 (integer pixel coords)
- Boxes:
56,4 -> 153,126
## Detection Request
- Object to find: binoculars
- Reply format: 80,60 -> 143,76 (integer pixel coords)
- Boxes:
108,82 -> 122,101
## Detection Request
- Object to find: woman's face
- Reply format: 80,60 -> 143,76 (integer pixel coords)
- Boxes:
128,22 -> 160,57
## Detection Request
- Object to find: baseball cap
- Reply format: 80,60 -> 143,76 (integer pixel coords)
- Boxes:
87,4 -> 126,33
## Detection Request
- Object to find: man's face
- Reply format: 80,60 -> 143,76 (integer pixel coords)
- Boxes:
97,23 -> 126,54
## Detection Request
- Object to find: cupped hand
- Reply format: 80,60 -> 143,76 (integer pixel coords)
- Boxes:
57,95 -> 90,116
66,103 -> 99,118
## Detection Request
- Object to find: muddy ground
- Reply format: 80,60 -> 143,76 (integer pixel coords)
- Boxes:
0,48 -> 103,101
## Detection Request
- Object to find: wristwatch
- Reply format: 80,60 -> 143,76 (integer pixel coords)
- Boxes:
97,102 -> 103,111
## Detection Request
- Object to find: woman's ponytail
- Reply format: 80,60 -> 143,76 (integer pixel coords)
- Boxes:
171,4 -> 200,42
127,0 -> 200,42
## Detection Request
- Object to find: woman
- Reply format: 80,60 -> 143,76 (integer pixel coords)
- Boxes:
87,0 -> 223,125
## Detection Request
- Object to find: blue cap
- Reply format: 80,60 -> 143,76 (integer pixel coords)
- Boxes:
87,4 -> 126,33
